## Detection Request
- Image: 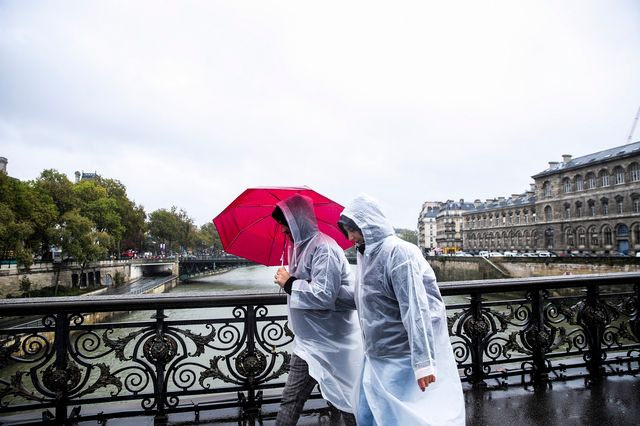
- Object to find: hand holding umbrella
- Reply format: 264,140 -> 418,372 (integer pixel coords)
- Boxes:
274,267 -> 290,288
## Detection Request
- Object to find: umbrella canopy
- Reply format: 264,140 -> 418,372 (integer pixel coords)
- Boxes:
213,187 -> 352,266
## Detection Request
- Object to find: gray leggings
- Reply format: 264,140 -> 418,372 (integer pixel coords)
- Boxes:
275,354 -> 356,426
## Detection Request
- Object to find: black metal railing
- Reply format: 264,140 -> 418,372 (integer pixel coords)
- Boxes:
1,273 -> 639,424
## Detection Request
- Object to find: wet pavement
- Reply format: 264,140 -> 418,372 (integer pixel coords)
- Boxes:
65,376 -> 640,426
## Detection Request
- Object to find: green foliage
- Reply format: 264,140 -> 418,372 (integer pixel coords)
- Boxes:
114,271 -> 125,286
2,168 -> 215,263
395,228 -> 419,245
18,275 -> 31,297
53,210 -> 111,265
195,222 -> 222,253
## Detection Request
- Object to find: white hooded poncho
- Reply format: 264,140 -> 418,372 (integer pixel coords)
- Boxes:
277,194 -> 363,413
339,194 -> 465,426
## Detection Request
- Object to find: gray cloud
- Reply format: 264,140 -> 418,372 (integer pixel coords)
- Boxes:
1,0 -> 639,228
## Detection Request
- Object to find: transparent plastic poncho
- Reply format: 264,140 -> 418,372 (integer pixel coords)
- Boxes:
277,194 -> 363,413
340,194 -> 465,426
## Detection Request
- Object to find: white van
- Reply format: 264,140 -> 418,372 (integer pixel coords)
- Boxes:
479,250 -> 489,258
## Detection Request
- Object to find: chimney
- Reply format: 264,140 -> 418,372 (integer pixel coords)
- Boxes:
0,157 -> 7,174
548,161 -> 560,169
498,196 -> 505,202
511,194 -> 520,201
562,154 -> 572,163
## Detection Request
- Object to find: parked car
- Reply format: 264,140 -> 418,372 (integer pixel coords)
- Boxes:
488,251 -> 504,257
536,250 -> 552,257
454,251 -> 473,257
478,250 -> 490,258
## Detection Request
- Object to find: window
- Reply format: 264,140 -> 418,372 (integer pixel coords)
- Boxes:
589,201 -> 596,217
564,204 -> 571,219
635,225 -> 640,245
563,178 -> 571,193
578,229 -> 586,246
602,201 -> 609,215
575,202 -> 582,218
630,163 -> 640,182
543,181 -> 552,197
586,173 -> 596,189
545,206 -> 553,221
590,227 -> 599,247
614,166 -> 625,184
634,198 -> 640,213
600,170 -> 609,187
604,227 -> 613,245
575,175 -> 584,191
617,201 -> 623,214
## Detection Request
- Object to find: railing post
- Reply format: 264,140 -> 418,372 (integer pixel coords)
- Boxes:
245,304 -> 260,411
527,289 -> 550,391
149,308 -> 173,425
583,284 -> 606,384
469,292 -> 487,388
54,313 -> 69,424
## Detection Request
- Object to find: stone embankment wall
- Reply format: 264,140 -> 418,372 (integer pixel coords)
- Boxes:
427,256 -> 640,282
427,257 -> 507,282
495,257 -> 640,277
0,261 -> 142,297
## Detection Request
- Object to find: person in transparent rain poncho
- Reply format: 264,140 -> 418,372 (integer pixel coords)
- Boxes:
336,194 -> 465,426
271,194 -> 362,426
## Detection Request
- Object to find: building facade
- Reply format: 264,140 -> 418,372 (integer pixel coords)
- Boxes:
531,142 -> 640,255
463,190 -> 538,253
436,199 -> 475,253
418,201 -> 440,254
461,141 -> 640,255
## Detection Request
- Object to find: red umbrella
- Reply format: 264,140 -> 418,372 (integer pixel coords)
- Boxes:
213,187 -> 352,266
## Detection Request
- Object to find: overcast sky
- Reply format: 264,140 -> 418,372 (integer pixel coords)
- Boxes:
1,1 -> 639,229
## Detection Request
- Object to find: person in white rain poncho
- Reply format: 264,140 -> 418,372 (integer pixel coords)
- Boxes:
337,194 -> 465,426
272,194 -> 362,426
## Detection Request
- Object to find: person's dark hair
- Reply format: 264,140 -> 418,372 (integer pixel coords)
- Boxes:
337,215 -> 360,238
272,206 -> 288,226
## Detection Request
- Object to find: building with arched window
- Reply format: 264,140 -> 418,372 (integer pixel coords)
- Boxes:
459,141 -> 640,255
529,141 -> 640,255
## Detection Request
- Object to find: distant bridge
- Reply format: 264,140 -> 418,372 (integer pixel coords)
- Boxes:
178,256 -> 255,279
178,255 -> 356,279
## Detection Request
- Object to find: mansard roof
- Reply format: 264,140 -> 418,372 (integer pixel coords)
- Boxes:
532,141 -> 640,179
466,193 -> 536,214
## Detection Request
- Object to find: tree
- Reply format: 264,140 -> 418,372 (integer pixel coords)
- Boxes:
53,210 -> 111,294
395,228 -> 419,245
148,208 -> 182,254
194,222 -> 222,254
33,169 -> 76,216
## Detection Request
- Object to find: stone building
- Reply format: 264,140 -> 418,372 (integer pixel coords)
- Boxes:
531,141 -> 640,255
462,141 -> 640,255
417,201 -> 440,254
463,189 -> 538,253
75,170 -> 100,183
436,199 -> 475,253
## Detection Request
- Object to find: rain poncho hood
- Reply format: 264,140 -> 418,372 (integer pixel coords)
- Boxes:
277,194 -> 362,413
341,194 -> 465,426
